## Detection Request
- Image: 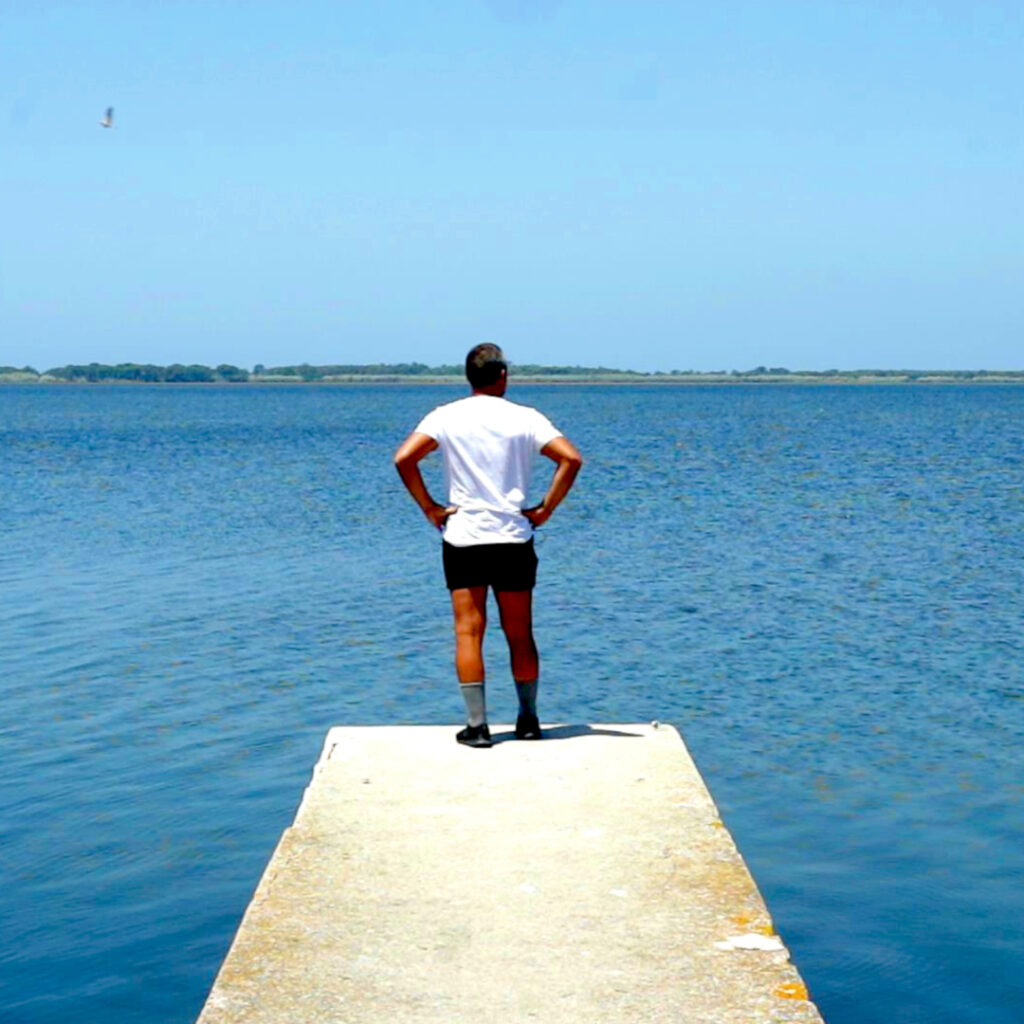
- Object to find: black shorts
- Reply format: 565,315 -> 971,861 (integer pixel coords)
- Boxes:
442,539 -> 538,592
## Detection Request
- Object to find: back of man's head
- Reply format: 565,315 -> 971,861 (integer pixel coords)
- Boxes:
465,343 -> 507,389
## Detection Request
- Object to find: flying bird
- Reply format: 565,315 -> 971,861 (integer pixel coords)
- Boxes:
99,107 -> 114,128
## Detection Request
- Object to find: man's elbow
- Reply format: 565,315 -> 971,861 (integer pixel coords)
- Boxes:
564,452 -> 583,472
394,433 -> 437,471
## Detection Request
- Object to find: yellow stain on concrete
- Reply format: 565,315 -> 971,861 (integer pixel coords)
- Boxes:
776,981 -> 811,1000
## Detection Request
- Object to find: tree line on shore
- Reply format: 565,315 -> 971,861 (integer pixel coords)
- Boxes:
2,362 -> 1023,382
0,361 -> 641,382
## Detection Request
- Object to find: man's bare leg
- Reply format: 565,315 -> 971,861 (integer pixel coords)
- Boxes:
496,589 -> 542,738
451,586 -> 492,746
495,589 -> 538,681
452,586 -> 488,682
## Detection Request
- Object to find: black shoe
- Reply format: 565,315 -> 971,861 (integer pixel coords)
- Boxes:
456,723 -> 493,748
515,712 -> 542,740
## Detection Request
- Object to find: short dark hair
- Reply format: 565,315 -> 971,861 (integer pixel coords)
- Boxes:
465,343 -> 507,388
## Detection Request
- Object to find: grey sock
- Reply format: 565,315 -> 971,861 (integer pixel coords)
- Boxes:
515,681 -> 538,717
460,682 -> 486,727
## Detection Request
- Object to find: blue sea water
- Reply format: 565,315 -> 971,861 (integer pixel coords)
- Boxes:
0,382 -> 1021,1023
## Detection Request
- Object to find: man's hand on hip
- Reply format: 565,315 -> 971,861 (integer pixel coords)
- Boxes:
426,503 -> 458,531
522,504 -> 551,528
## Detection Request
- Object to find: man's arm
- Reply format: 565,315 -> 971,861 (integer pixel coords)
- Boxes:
393,431 -> 457,531
522,436 -> 583,528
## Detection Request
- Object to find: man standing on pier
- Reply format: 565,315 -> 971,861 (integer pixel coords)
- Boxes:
394,344 -> 583,748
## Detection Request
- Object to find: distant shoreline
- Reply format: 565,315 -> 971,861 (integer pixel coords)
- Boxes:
5,373 -> 1024,386
4,359 -> 1024,386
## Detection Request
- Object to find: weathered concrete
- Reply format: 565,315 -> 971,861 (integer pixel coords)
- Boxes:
197,724 -> 825,1023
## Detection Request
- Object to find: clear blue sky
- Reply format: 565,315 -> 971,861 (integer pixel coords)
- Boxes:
2,0 -> 1021,372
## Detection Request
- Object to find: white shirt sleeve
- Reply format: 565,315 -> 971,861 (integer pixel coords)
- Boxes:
531,409 -> 562,452
414,407 -> 444,441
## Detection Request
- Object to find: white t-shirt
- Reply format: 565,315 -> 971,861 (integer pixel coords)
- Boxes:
415,394 -> 562,546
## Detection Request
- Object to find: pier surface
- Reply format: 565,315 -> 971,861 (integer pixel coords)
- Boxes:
197,724 -> 824,1023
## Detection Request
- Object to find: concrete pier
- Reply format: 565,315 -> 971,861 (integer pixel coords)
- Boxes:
197,724 -> 825,1023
